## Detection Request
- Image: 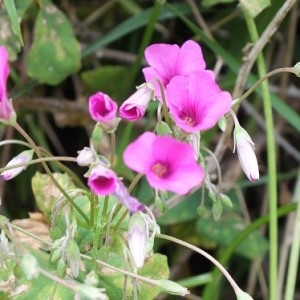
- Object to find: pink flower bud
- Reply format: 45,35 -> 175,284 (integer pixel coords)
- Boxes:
119,83 -> 154,121
89,92 -> 118,124
77,147 -> 96,166
0,46 -> 16,124
128,213 -> 148,268
87,164 -> 118,195
233,126 -> 259,181
1,150 -> 34,180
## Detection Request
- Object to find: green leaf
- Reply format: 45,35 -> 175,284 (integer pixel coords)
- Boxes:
15,275 -> 74,299
3,0 -> 23,45
81,66 -> 130,100
138,254 -> 170,299
27,3 -> 81,85
196,212 -> 268,260
240,0 -> 270,18
157,189 -> 201,225
15,0 -> 34,18
0,11 -> 22,60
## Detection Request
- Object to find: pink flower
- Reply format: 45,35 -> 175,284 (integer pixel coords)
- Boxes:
233,126 -> 259,181
119,83 -> 154,121
88,164 -> 118,195
142,40 -> 206,98
0,46 -> 15,123
89,92 -> 118,124
1,150 -> 34,180
166,71 -> 232,132
123,132 -> 204,194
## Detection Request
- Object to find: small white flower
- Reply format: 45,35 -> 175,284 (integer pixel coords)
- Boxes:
233,126 -> 259,181
128,213 -> 148,268
1,150 -> 34,180
76,147 -> 96,166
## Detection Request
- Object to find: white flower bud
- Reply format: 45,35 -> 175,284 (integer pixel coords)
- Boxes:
127,213 -> 148,268
76,147 -> 96,166
1,150 -> 34,180
233,126 -> 259,181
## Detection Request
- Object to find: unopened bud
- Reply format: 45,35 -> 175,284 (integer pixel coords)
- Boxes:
77,147 -> 96,166
233,125 -> 259,181
156,279 -> 189,296
128,213 -> 148,268
66,239 -> 80,277
21,253 -> 39,280
1,150 -> 34,180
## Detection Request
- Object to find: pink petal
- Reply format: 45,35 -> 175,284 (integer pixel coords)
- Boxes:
0,46 -> 9,102
178,40 -> 206,75
167,71 -> 232,132
123,132 -> 156,173
143,43 -> 180,85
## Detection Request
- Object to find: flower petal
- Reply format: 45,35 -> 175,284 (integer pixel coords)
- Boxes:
123,132 -> 156,173
177,40 -> 206,75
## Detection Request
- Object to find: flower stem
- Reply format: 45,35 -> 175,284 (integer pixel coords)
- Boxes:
233,67 -> 294,107
156,233 -> 245,297
13,122 -> 89,225
284,169 -> 300,300
243,12 -> 277,300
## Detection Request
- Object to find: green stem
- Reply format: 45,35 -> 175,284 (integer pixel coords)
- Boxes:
102,195 -> 110,219
13,122 -> 89,225
233,67 -> 294,106
128,173 -> 144,193
284,169 -> 300,300
244,13 -> 278,300
91,223 -> 103,268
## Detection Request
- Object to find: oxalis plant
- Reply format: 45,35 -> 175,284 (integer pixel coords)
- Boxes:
0,1 -> 300,300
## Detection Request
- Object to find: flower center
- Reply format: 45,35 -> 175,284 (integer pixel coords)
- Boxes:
184,116 -> 195,127
151,163 -> 168,178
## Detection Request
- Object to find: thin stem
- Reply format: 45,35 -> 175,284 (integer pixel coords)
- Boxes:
109,132 -> 116,165
156,233 -> 242,296
13,122 -> 89,225
91,223 -> 103,268
284,169 -> 300,300
243,12 -> 278,300
153,78 -> 171,127
233,67 -> 294,107
0,156 -> 77,173
128,173 -> 144,193
0,139 -> 31,148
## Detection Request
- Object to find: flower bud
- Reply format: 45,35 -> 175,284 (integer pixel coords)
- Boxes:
119,83 -> 154,121
155,279 -> 189,296
1,150 -> 34,180
233,126 -> 259,181
65,239 -> 80,277
77,284 -> 108,300
21,253 -> 39,280
88,164 -> 118,196
127,213 -> 148,268
77,147 -> 96,166
89,92 -> 119,131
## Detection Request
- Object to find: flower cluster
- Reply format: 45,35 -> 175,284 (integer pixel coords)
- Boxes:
0,40 -> 260,273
